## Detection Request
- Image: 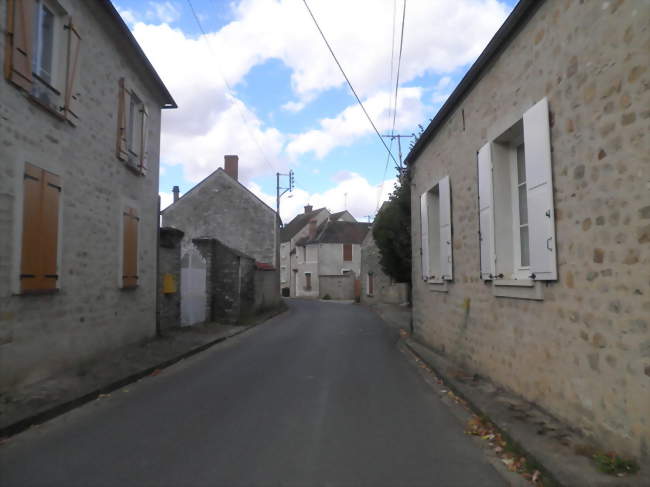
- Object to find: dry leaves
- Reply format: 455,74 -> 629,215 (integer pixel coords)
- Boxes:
465,415 -> 543,485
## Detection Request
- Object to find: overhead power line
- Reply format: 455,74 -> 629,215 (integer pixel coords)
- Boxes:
186,0 -> 276,174
301,0 -> 399,169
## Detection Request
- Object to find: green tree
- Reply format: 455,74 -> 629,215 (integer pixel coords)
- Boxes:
372,173 -> 412,284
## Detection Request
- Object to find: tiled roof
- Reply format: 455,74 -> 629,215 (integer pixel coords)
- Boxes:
280,208 -> 326,242
296,221 -> 371,246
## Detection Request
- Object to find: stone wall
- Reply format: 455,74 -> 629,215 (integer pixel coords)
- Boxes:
0,0 -> 166,391
158,227 -> 184,331
319,274 -> 355,300
360,231 -> 409,305
409,0 -> 649,459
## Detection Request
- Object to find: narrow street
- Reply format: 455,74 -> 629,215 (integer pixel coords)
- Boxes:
0,300 -> 503,487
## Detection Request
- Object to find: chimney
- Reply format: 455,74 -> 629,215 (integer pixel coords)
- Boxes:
224,155 -> 238,181
304,205 -> 313,214
308,219 -> 317,240
172,185 -> 180,202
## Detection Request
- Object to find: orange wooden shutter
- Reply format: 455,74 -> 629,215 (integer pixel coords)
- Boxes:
5,0 -> 35,91
139,105 -> 149,174
122,207 -> 138,288
20,164 -> 60,292
343,244 -> 352,261
63,18 -> 81,121
116,78 -> 129,161
368,273 -> 374,295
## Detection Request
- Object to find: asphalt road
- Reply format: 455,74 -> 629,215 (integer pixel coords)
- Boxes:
0,300 -> 504,487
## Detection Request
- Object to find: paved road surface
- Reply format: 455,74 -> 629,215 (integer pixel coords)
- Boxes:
0,300 -> 503,486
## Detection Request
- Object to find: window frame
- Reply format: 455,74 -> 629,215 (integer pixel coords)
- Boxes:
343,243 -> 352,262
304,272 -> 312,291
509,143 -> 530,279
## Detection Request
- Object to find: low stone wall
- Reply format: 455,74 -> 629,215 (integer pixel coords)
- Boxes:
158,228 -> 184,331
254,268 -> 281,313
319,274 -> 355,300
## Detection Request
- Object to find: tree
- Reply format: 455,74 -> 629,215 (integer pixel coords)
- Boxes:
372,172 -> 411,284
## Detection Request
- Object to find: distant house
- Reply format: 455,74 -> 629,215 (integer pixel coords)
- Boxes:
360,229 -> 409,305
0,0 -> 176,392
293,217 -> 370,300
406,0 -> 649,460
279,206 -> 354,296
161,155 -> 280,325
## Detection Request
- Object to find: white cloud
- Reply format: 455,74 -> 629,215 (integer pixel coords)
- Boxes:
249,172 -> 397,223
116,7 -> 138,26
287,87 -> 425,159
126,0 -> 509,182
159,191 -> 174,212
147,1 -> 181,24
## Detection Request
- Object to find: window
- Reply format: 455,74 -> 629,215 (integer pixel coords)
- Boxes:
32,0 -> 55,84
343,243 -> 352,261
281,266 -> 287,283
5,0 -> 81,121
122,207 -> 139,288
420,176 -> 453,282
20,163 -> 61,293
304,272 -> 312,291
117,78 -> 149,174
367,273 -> 374,296
478,97 -> 557,282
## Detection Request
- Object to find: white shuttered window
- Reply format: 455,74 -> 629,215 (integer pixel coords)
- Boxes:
420,176 -> 453,282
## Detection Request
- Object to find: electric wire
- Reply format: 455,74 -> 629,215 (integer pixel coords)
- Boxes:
301,0 -> 399,169
376,0 -> 406,214
186,0 -> 276,173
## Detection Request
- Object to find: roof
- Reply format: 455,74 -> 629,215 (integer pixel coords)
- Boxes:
99,0 -> 176,108
297,221 -> 371,246
161,168 -> 276,215
404,0 -> 543,166
280,208 -> 327,242
329,211 -> 347,221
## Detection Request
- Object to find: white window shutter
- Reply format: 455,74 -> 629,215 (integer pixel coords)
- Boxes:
420,192 -> 430,281
523,97 -> 557,280
438,176 -> 453,281
478,143 -> 495,280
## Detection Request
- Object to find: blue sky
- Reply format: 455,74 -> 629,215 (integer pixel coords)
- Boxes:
115,0 -> 517,222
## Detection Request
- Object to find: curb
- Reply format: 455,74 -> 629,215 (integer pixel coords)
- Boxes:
402,337 -> 563,487
0,307 -> 287,440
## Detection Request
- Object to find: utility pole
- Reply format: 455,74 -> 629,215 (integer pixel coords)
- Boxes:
276,169 -> 294,221
381,134 -> 415,170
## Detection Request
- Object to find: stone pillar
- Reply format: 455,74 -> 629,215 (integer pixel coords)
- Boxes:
158,227 -> 184,331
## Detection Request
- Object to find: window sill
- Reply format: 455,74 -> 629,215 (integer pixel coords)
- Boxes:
121,285 -> 138,291
427,281 -> 449,293
493,279 -> 534,287
15,288 -> 60,296
492,280 -> 543,300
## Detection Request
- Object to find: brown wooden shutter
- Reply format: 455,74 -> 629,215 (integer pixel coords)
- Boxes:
305,273 -> 311,291
139,105 -> 149,174
20,163 -> 60,293
63,18 -> 81,121
343,243 -> 352,261
116,78 -> 130,161
122,207 -> 138,288
368,273 -> 374,295
5,0 -> 34,91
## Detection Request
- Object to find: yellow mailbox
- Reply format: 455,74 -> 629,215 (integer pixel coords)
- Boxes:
162,273 -> 177,294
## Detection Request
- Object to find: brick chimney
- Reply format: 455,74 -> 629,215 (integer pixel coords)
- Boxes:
172,185 -> 180,202
224,155 -> 238,180
308,219 -> 317,240
304,205 -> 313,214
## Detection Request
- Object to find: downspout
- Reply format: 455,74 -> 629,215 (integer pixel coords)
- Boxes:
155,195 -> 161,337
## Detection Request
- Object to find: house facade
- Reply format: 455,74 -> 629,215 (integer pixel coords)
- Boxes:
407,0 -> 649,459
293,218 -> 370,299
279,206 -> 354,297
0,0 -> 175,391
161,155 -> 280,325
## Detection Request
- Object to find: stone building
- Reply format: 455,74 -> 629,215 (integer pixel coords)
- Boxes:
360,229 -> 409,306
406,0 -> 649,459
161,155 -> 280,325
0,0 -> 176,392
280,206 -> 356,297
293,217 -> 370,300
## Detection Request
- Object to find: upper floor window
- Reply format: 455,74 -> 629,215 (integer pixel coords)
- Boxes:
117,78 -> 149,175
343,243 -> 352,261
5,0 -> 81,121
478,97 -> 557,282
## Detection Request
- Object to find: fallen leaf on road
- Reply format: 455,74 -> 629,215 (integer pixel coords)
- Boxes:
150,369 -> 162,376
98,394 -> 111,399
532,470 -> 540,482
